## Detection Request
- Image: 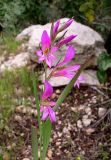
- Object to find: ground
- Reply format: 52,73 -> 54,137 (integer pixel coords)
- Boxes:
0,85 -> 111,160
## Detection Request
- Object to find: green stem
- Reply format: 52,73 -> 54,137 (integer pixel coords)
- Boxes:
43,62 -> 47,80
32,72 -> 42,160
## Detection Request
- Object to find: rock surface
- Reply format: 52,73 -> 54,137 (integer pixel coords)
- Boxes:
41,69 -> 100,87
98,107 -> 107,118
16,18 -> 105,66
0,52 -> 30,73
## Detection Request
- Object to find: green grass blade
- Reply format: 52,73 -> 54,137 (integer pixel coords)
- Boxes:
42,119 -> 52,160
31,126 -> 38,160
54,55 -> 93,110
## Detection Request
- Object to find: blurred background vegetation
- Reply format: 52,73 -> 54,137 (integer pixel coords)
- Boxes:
0,0 -> 111,38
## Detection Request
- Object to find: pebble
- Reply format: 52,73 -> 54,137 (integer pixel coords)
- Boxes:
51,93 -> 56,99
22,158 -> 30,160
56,142 -> 61,146
78,105 -> 86,111
82,118 -> 91,127
47,149 -> 52,158
58,132 -> 62,137
55,89 -> 61,94
63,127 -> 69,133
98,107 -> 107,118
82,115 -> 88,119
15,105 -> 24,113
22,108 -> 27,114
77,120 -> 83,128
71,107 -> 78,112
85,107 -> 92,115
14,115 -> 22,122
85,128 -> 95,135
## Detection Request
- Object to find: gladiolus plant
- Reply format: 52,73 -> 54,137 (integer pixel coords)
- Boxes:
31,18 -> 89,160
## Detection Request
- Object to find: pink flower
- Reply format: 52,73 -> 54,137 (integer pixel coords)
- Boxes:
36,30 -> 58,68
40,80 -> 56,123
52,46 -> 84,88
57,35 -> 77,48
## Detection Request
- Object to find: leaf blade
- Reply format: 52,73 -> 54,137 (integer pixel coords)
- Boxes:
31,126 -> 38,160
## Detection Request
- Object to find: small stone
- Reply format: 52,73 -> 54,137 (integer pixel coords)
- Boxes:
22,108 -> 27,114
63,127 -> 69,133
82,115 -> 88,119
56,142 -> 61,146
58,132 -> 62,137
20,133 -> 24,137
85,107 -> 92,115
71,107 -> 78,112
77,120 -> 83,128
85,128 -> 95,135
98,107 -> 107,118
92,99 -> 97,104
80,150 -> 85,155
84,94 -> 88,97
47,149 -> 52,158
82,118 -> 91,127
14,115 -> 22,122
7,145 -> 12,150
58,120 -> 62,125
51,93 -> 56,99
78,105 -> 86,111
15,105 -> 23,113
55,89 -> 61,94
23,158 -> 30,160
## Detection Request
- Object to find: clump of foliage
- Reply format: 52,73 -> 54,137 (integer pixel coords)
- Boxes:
2,36 -> 21,53
97,52 -> 111,83
0,0 -> 111,37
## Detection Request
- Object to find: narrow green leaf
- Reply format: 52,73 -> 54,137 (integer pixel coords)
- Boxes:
32,72 -> 42,159
31,126 -> 38,160
32,72 -> 41,129
54,55 -> 93,110
42,119 -> 52,160
0,155 -> 3,160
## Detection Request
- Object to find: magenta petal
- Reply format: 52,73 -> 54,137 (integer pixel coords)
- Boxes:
36,50 -> 42,57
41,30 -> 51,50
50,47 -> 58,54
58,46 -> 75,66
48,107 -> 56,123
53,69 -> 67,77
48,101 -> 56,106
41,108 -> 49,121
39,55 -> 45,61
40,106 -> 44,112
46,57 -> 52,68
53,20 -> 60,35
57,35 -> 77,48
63,46 -> 75,63
74,75 -> 84,88
66,65 -> 80,72
42,80 -> 53,100
63,19 -> 74,30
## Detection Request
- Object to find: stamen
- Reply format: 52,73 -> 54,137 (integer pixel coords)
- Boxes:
43,48 -> 49,55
